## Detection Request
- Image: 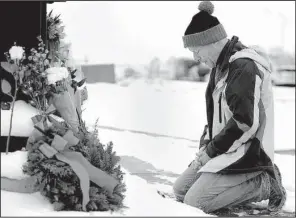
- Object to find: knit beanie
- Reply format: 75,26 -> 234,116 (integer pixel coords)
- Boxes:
182,1 -> 227,48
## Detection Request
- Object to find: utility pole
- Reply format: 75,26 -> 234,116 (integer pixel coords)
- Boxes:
84,55 -> 89,64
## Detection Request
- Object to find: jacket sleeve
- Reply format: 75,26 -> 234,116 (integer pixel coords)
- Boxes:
206,59 -> 262,158
199,125 -> 210,149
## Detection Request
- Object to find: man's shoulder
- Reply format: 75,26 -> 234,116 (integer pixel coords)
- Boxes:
229,57 -> 257,71
228,57 -> 261,84
228,57 -> 261,80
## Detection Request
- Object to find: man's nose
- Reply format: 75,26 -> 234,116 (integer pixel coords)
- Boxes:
194,54 -> 201,62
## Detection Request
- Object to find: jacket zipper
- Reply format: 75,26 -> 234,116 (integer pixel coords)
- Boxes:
218,92 -> 222,123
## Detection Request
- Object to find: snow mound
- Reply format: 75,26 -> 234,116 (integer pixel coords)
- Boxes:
1,151 -> 29,180
1,150 -> 208,216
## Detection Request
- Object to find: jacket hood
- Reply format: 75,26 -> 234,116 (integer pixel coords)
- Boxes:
229,46 -> 273,73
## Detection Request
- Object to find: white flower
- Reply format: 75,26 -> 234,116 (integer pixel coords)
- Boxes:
46,67 -> 69,85
59,33 -> 66,39
44,59 -> 49,66
9,45 -> 24,60
33,56 -> 38,62
57,26 -> 65,34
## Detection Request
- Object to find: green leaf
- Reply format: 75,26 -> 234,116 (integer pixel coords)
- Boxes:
1,79 -> 12,94
77,78 -> 86,87
48,10 -> 53,17
1,62 -> 18,74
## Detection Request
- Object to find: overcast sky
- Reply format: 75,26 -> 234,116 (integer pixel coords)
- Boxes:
48,1 -> 295,65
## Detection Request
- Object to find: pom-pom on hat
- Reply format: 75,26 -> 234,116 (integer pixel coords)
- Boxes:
183,1 -> 227,48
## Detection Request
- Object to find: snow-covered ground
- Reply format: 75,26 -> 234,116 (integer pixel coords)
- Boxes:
1,151 -> 208,217
1,80 -> 295,216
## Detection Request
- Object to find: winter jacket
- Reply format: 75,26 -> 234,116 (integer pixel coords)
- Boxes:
198,36 -> 275,177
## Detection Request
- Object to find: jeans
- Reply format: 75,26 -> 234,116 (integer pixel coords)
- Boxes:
173,163 -> 270,213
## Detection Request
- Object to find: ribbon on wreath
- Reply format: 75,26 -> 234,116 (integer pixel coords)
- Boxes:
27,104 -> 59,147
32,122 -> 119,211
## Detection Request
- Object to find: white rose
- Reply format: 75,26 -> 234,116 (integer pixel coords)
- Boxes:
9,46 -> 24,60
44,59 -> 49,66
46,67 -> 69,85
59,67 -> 70,79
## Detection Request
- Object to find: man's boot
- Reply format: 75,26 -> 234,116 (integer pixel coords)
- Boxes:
268,164 -> 287,212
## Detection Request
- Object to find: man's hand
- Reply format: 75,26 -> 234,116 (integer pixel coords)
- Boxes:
194,146 -> 211,168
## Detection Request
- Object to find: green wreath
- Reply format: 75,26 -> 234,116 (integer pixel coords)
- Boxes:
22,120 -> 126,212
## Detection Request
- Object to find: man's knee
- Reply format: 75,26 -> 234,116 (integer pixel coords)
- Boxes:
173,168 -> 196,196
184,190 -> 215,213
172,177 -> 187,199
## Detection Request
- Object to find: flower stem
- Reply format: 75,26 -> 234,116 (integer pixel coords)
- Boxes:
6,78 -> 18,154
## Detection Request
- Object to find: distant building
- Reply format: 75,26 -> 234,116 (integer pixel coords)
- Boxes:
81,64 -> 116,84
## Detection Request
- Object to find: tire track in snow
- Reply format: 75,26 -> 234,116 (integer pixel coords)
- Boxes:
98,125 -> 198,143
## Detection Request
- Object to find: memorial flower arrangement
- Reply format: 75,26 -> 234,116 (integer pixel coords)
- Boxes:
1,13 -> 126,211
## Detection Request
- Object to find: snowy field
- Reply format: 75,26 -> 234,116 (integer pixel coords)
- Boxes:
1,80 -> 295,216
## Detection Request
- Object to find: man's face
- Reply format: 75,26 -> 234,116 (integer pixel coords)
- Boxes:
188,45 -> 217,69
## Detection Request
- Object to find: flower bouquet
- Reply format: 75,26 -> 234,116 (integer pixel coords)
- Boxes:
1,36 -> 126,212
